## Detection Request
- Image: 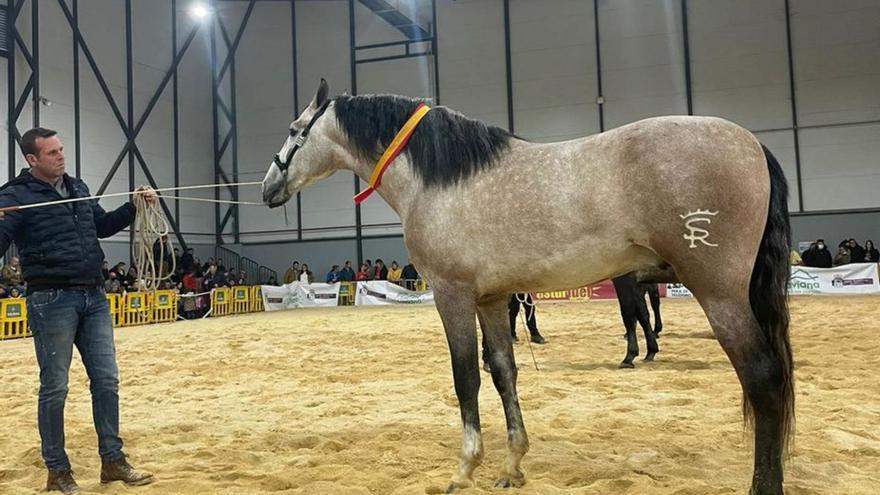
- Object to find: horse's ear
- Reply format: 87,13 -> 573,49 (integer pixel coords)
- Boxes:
314,78 -> 330,107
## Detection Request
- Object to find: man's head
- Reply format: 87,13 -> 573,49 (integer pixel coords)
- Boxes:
331,265 -> 339,272
109,271 -> 117,280
344,260 -> 351,268
22,127 -> 65,182
11,256 -> 20,266
816,239 -> 826,250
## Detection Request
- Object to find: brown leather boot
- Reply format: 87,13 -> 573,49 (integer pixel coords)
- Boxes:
100,457 -> 154,486
46,469 -> 80,494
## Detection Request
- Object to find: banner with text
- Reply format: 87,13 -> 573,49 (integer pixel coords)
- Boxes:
354,281 -> 434,306
788,263 -> 880,296
261,282 -> 341,311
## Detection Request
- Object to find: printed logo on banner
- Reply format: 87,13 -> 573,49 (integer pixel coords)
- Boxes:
831,275 -> 874,288
666,283 -> 693,298
788,269 -> 820,293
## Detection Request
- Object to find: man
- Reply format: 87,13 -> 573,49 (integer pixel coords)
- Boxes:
283,260 -> 300,284
0,128 -> 156,494
180,247 -> 195,272
848,239 -> 865,263
339,260 -> 355,282
1,255 -> 24,289
803,239 -> 832,268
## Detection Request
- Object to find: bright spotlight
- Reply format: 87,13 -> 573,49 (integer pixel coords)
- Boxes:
189,3 -> 210,20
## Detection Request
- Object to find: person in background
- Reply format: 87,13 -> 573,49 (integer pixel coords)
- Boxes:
299,264 -> 314,284
284,261 -> 300,284
803,239 -> 832,268
864,240 -> 879,262
104,272 -> 122,294
356,263 -> 371,281
10,286 -> 21,298
833,245 -> 850,266
789,249 -> 802,266
339,260 -> 355,281
387,261 -> 403,284
101,260 -> 111,280
267,275 -> 279,286
401,263 -> 419,290
326,265 -> 341,283
847,239 -> 865,264
373,259 -> 389,281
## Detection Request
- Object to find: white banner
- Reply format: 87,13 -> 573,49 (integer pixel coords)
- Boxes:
260,282 -> 340,311
354,281 -> 434,306
788,263 -> 880,296
665,283 -> 694,298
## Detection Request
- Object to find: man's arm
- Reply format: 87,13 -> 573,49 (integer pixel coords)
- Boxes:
93,200 -> 137,239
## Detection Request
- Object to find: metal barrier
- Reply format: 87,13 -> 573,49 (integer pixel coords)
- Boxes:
152,290 -> 178,323
250,286 -> 263,312
210,288 -> 232,317
122,292 -> 152,326
0,298 -> 28,340
338,282 -> 356,306
106,293 -> 124,328
231,286 -> 250,314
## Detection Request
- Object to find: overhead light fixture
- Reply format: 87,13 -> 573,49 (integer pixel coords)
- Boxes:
189,3 -> 211,21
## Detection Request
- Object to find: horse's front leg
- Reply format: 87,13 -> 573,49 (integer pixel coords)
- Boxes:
478,295 -> 529,488
435,289 -> 483,492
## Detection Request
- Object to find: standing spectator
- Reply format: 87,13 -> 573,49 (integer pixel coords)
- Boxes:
112,262 -> 127,279
387,261 -> 403,283
299,264 -> 314,284
356,263 -> 371,281
1,256 -> 24,289
848,239 -> 865,263
373,259 -> 389,280
833,245 -> 850,266
401,263 -> 419,290
104,272 -> 122,294
326,265 -> 341,283
803,239 -> 832,268
864,240 -> 879,262
151,234 -> 173,276
180,248 -> 195,272
339,260 -> 355,281
124,267 -> 139,292
284,261 -> 300,284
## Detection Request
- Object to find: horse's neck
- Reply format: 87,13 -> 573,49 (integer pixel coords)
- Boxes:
346,154 -> 420,219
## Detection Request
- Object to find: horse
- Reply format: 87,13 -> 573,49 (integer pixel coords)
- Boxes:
261,79 -> 794,495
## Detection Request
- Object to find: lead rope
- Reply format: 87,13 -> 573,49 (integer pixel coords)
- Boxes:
516,293 -> 540,371
132,194 -> 176,292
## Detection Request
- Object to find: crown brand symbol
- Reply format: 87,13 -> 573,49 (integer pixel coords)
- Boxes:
680,209 -> 719,249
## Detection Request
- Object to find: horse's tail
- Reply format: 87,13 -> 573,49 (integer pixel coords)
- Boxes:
747,144 -> 795,454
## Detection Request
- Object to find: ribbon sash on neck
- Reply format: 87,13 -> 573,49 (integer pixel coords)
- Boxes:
353,102 -> 431,204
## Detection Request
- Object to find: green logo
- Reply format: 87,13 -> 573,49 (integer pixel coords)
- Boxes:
5,303 -> 22,318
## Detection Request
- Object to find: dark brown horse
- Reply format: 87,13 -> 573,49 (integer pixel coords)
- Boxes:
262,80 -> 793,494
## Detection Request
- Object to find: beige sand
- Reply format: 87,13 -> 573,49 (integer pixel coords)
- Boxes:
1,297 -> 878,494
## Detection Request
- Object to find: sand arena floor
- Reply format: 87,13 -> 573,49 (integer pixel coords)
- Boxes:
1,297 -> 878,494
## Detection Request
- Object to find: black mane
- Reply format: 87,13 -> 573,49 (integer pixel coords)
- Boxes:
333,94 -> 513,188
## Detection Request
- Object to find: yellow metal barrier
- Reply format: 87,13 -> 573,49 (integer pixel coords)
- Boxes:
0,298 -> 28,340
250,286 -> 263,312
211,288 -> 232,317
231,286 -> 250,314
338,282 -> 356,306
106,293 -> 124,328
122,292 -> 152,327
152,290 -> 178,323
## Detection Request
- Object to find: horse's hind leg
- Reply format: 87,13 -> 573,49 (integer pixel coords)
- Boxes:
696,295 -> 788,495
434,288 -> 483,492
478,296 -> 529,488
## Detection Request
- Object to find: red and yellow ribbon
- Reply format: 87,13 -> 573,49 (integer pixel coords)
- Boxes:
353,103 -> 431,204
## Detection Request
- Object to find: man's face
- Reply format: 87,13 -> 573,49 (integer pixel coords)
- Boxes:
26,135 -> 66,180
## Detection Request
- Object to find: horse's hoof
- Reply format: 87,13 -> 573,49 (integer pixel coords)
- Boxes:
644,352 -> 656,362
445,478 -> 472,493
494,475 -> 525,489
618,361 -> 635,369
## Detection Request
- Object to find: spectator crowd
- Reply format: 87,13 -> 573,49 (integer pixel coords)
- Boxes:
793,238 -> 879,268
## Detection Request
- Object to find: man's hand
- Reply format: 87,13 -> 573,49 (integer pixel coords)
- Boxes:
133,185 -> 158,206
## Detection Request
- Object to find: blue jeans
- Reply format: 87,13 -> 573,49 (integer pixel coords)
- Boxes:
28,287 -> 125,471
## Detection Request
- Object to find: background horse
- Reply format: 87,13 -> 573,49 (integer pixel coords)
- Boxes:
262,80 -> 793,495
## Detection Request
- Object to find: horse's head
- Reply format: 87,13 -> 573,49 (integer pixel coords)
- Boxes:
262,79 -> 337,208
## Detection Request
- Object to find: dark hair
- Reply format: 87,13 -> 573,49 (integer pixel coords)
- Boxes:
21,127 -> 59,157
334,95 -> 513,188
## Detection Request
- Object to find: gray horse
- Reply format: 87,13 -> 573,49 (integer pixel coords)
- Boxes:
262,80 -> 793,495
